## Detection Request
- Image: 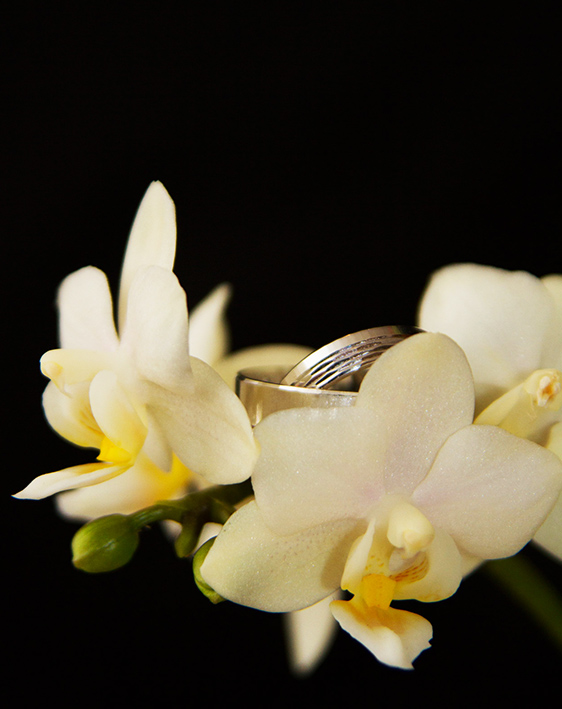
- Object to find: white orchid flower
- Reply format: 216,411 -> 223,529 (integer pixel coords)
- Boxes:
201,333 -> 562,669
418,264 -> 562,558
15,182 -> 258,518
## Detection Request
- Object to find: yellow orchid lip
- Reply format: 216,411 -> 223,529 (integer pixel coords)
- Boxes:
98,436 -> 133,465
475,368 -> 561,446
360,574 -> 396,610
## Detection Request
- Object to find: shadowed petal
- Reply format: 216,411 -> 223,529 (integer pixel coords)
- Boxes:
330,598 -> 432,670
284,594 -> 339,676
146,357 -> 258,484
120,266 -> 191,389
13,461 -> 126,499
201,500 -> 362,612
42,380 -> 102,449
55,453 -> 193,520
188,283 -> 232,365
57,266 -> 119,351
418,264 -> 558,407
118,181 -> 177,332
213,343 -> 312,390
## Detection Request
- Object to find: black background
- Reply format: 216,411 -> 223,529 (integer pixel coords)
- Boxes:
4,3 -> 562,705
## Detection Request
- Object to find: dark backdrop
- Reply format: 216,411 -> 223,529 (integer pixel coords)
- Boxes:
4,4 -> 561,705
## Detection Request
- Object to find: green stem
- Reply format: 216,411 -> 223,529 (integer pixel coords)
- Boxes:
129,480 -> 253,530
484,553 -> 562,651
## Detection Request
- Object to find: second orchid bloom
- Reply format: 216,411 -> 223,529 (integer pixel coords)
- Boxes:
15,183 -> 258,517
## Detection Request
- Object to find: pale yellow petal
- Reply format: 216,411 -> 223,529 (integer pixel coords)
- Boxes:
119,266 -> 192,390
118,182 -> 177,333
330,598 -> 432,670
284,594 -> 339,676
201,500 -> 361,612
57,266 -> 119,351
188,284 -> 232,365
213,343 -> 312,390
145,357 -> 257,484
13,461 -> 126,500
55,453 -> 193,521
42,379 -> 102,449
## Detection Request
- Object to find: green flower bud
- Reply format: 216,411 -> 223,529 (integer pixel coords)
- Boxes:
193,538 -> 224,604
72,514 -> 139,573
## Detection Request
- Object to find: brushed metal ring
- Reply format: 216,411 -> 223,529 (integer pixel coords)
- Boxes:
281,325 -> 422,388
236,326 -> 420,426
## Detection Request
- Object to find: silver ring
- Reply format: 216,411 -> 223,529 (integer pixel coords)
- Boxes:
281,325 -> 422,388
236,326 -> 420,426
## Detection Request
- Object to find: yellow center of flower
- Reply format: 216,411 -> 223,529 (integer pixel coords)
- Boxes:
98,436 -> 133,465
360,573 -> 396,609
526,369 -> 561,408
476,368 -> 562,446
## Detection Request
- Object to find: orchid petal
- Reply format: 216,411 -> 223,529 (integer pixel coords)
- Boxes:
418,264 -> 559,408
330,599 -> 432,670
188,284 -> 232,365
42,380 -> 102,449
88,370 -> 146,459
356,332 -> 475,494
284,594 -> 339,676
212,343 -> 312,390
13,461 -> 126,500
393,528 -> 462,603
252,407 -> 386,536
40,349 -> 115,391
54,454 -> 193,520
119,266 -> 191,389
201,500 -> 362,612
541,275 -> 562,369
145,357 -> 258,484
413,425 -> 562,558
57,266 -> 119,351
118,182 -> 177,332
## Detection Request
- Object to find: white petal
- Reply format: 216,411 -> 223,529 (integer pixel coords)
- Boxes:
393,528 -> 462,603
252,407 -> 386,536
418,264 -> 558,407
284,594 -> 339,676
200,500 -> 362,612
145,357 -> 258,484
533,488 -> 562,560
57,267 -> 119,351
533,421 -> 562,559
118,182 -> 177,333
88,370 -> 146,457
541,275 -> 562,370
213,343 -> 312,390
55,453 -> 193,521
330,599 -> 432,670
13,461 -> 125,499
188,284 -> 232,365
413,425 -> 562,559
356,332 -> 475,494
119,266 -> 191,389
42,380 -> 102,449
40,348 -> 115,391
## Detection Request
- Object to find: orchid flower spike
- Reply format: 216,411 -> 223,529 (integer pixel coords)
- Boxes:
418,264 -> 562,558
14,182 -> 258,519
201,333 -> 562,670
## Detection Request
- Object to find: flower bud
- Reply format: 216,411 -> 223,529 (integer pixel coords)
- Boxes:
193,538 -> 224,604
72,514 -> 139,573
